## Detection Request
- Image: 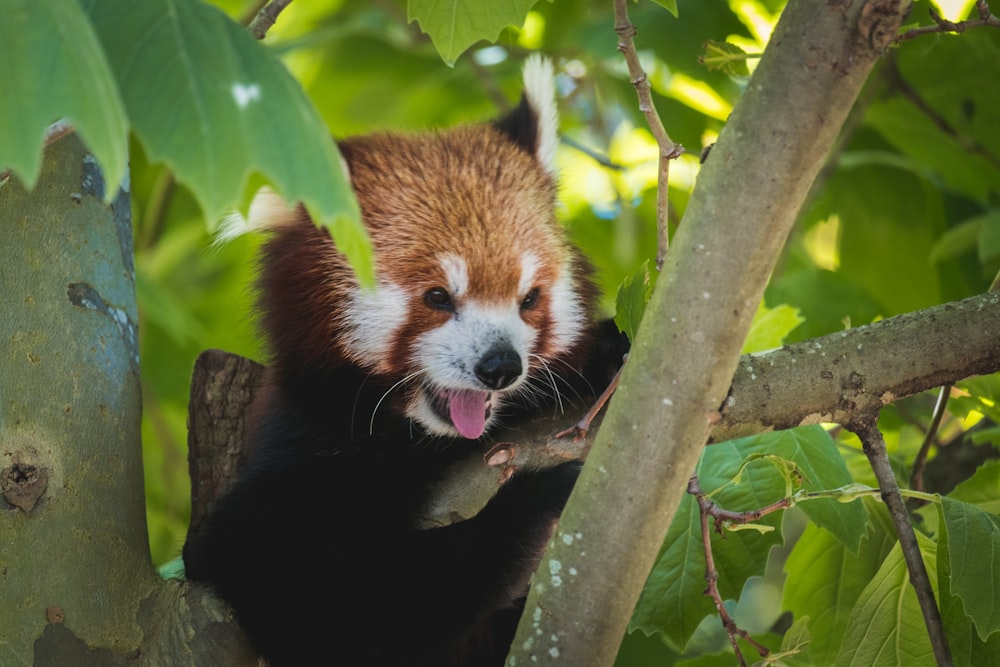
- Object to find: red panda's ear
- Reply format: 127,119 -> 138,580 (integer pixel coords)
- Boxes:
493,55 -> 559,178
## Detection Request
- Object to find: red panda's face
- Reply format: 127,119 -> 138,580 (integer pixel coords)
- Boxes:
251,57 -> 593,440
333,129 -> 589,440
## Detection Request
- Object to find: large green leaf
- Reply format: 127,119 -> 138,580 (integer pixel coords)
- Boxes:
407,0 -> 539,65
948,459 -> 1000,514
630,492 -> 714,647
0,0 -> 127,193
866,30 -> 1000,202
631,426 -> 865,649
835,534 -> 937,666
940,496 -> 1000,640
82,0 -> 371,283
783,517 -> 895,665
936,497 -> 1000,664
832,161 -> 945,314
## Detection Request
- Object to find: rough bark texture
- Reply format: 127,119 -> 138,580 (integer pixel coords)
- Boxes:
185,349 -> 266,538
716,292 -> 1000,441
506,1 -> 913,664
0,135 -> 154,663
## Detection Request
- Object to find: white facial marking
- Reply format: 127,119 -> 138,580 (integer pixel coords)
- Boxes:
518,252 -> 540,296
415,300 -> 536,391
408,298 -> 538,437
341,281 -> 409,373
548,263 -> 586,354
438,254 -> 469,298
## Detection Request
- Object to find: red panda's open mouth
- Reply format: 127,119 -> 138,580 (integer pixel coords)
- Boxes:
430,388 -> 493,440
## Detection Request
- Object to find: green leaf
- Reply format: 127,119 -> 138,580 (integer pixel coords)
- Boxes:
978,210 -> 1000,265
737,428 -> 869,553
614,260 -> 652,341
82,0 -> 372,284
936,499 -> 1000,665
929,215 -> 984,263
940,496 -> 1000,639
632,427 -> 867,649
630,492 -> 716,647
742,301 -> 804,353
832,163 -> 945,314
783,517 -> 895,665
650,0 -> 680,18
407,0 -> 539,65
0,0 -> 127,194
834,534 -> 937,666
699,40 -> 750,76
948,459 -> 1000,515
776,614 -> 813,665
865,30 -> 1000,201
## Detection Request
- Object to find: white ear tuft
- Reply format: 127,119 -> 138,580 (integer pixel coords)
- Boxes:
522,55 -> 559,177
214,187 -> 297,245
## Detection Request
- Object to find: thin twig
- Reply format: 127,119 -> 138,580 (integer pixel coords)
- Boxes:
612,0 -> 684,270
847,415 -> 954,667
248,0 -> 293,40
910,384 -> 953,493
688,476 -> 772,666
560,136 -> 627,171
555,356 -> 626,441
895,0 -> 1000,42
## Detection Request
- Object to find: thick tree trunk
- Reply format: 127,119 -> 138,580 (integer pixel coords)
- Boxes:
0,134 -> 152,663
0,134 -> 260,667
506,0 -> 913,664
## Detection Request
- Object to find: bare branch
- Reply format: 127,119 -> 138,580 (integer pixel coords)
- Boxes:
248,0 -> 293,40
847,415 -> 954,667
688,475 -> 780,665
560,136 -> 627,171
612,0 -> 684,270
894,1 -> 1000,42
910,384 -> 952,493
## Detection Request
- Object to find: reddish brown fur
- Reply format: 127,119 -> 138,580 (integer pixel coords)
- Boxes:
258,123 -> 597,386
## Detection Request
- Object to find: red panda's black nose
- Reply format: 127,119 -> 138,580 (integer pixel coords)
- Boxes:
475,347 -> 522,390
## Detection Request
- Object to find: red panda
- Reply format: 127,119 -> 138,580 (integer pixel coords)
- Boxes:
184,57 -> 626,666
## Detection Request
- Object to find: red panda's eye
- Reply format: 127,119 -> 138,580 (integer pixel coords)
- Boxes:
521,287 -> 540,311
424,287 -> 455,312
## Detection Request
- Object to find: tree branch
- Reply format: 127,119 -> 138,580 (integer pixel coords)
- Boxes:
506,0 -> 911,662
688,476 -> 776,666
846,415 -> 954,666
612,0 -> 684,269
894,0 -> 1000,42
910,384 -> 952,493
185,291 -> 1000,526
248,0 -> 293,40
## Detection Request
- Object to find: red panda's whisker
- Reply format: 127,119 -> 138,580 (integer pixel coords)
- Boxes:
529,354 -> 565,415
368,370 -> 428,436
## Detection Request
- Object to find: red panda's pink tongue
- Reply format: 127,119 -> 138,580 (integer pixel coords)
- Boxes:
448,389 -> 490,439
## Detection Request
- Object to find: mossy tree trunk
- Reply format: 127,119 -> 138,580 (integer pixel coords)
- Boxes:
0,135 -> 256,667
1,135 -> 152,663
